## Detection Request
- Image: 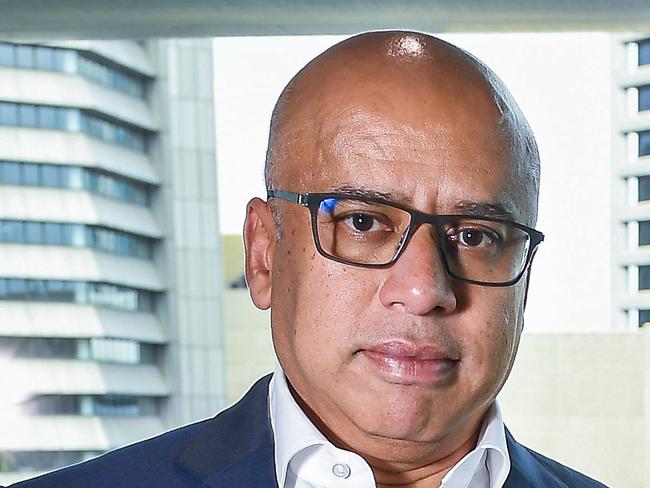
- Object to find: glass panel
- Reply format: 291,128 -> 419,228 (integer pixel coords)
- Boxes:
139,344 -> 157,364
41,164 -> 60,187
19,104 -> 37,127
639,175 -> 650,201
90,337 -> 139,364
639,39 -> 650,66
47,280 -> 76,301
0,42 -> 15,66
64,166 -> 84,189
59,108 -> 81,131
2,161 -> 21,184
639,221 -> 650,246
69,224 -> 86,246
44,222 -> 63,245
639,309 -> 650,327
93,395 -> 140,416
23,163 -> 40,186
35,46 -> 55,70
28,279 -> 47,299
640,266 -> 650,290
7,279 -> 27,299
16,45 -> 34,68
25,222 -> 43,243
55,49 -> 78,73
641,131 -> 650,157
0,102 -> 18,125
0,220 -> 23,242
639,86 -> 650,112
39,106 -> 57,129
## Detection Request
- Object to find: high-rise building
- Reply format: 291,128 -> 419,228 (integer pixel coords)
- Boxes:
0,39 -> 226,484
612,35 -> 650,328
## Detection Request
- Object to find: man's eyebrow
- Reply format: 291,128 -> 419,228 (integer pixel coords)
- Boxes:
324,187 -> 515,219
328,185 -> 414,204
452,200 -> 516,220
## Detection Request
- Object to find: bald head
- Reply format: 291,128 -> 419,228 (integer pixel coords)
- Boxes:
265,31 -> 540,225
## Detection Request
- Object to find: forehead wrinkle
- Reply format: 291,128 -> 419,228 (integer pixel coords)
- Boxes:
321,107 -> 450,167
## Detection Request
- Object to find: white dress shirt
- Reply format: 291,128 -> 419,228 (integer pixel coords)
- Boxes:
269,362 -> 511,488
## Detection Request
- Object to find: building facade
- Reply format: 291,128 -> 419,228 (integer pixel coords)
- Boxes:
0,39 -> 226,483
612,35 -> 650,328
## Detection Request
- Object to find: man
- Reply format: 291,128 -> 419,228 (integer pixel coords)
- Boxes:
12,31 -> 606,487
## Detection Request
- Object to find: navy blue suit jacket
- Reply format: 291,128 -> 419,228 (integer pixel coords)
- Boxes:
11,375 -> 607,487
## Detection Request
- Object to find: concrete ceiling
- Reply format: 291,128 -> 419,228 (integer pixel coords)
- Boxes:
0,0 -> 650,39
0,0 -> 649,40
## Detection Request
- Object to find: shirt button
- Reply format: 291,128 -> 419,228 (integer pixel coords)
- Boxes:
332,463 -> 351,479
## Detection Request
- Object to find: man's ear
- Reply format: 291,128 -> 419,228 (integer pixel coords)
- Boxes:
243,198 -> 276,310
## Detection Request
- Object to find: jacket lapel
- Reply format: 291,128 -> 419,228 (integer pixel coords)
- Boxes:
503,428 -> 566,488
174,374 -> 277,487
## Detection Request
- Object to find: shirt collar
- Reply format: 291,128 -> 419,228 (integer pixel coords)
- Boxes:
269,361 -> 331,488
441,401 -> 511,487
269,361 -> 511,488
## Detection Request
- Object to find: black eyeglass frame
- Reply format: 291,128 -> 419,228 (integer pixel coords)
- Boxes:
267,189 -> 544,287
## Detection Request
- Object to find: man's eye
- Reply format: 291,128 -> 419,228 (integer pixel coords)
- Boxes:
344,213 -> 380,232
451,227 -> 498,247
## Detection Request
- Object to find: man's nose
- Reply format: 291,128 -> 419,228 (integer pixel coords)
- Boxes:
378,225 -> 457,316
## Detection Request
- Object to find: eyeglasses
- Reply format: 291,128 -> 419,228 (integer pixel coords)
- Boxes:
267,190 -> 544,287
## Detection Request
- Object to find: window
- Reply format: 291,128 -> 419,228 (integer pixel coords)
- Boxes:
0,220 -> 152,257
44,222 -> 63,245
54,48 -> 77,73
18,104 -> 37,126
0,161 -> 20,184
0,337 -> 78,359
0,220 -> 22,242
641,131 -> 650,157
90,337 -> 140,364
640,266 -> 650,290
42,164 -> 60,186
0,278 -> 154,311
639,39 -> 650,66
640,221 -> 650,246
0,102 -> 148,152
39,105 -> 58,129
0,42 -> 146,98
6,279 -> 27,298
639,86 -> 650,112
0,450 -> 102,472
25,221 -> 42,243
16,45 -> 34,68
22,163 -> 39,186
0,161 -> 152,205
35,46 -> 55,71
0,42 -> 15,66
0,102 -> 18,125
639,309 -> 650,327
639,175 -> 650,201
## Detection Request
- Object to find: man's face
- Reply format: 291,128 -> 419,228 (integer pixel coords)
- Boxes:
249,65 -> 532,462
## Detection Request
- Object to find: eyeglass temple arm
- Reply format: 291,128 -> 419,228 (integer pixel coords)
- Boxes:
267,190 -> 308,206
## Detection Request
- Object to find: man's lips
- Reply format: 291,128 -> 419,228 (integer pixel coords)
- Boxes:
358,341 -> 460,384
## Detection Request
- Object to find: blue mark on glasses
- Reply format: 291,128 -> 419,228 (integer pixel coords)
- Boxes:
321,198 -> 338,213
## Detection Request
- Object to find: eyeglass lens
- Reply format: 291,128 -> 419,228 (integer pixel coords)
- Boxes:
315,197 -> 532,284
